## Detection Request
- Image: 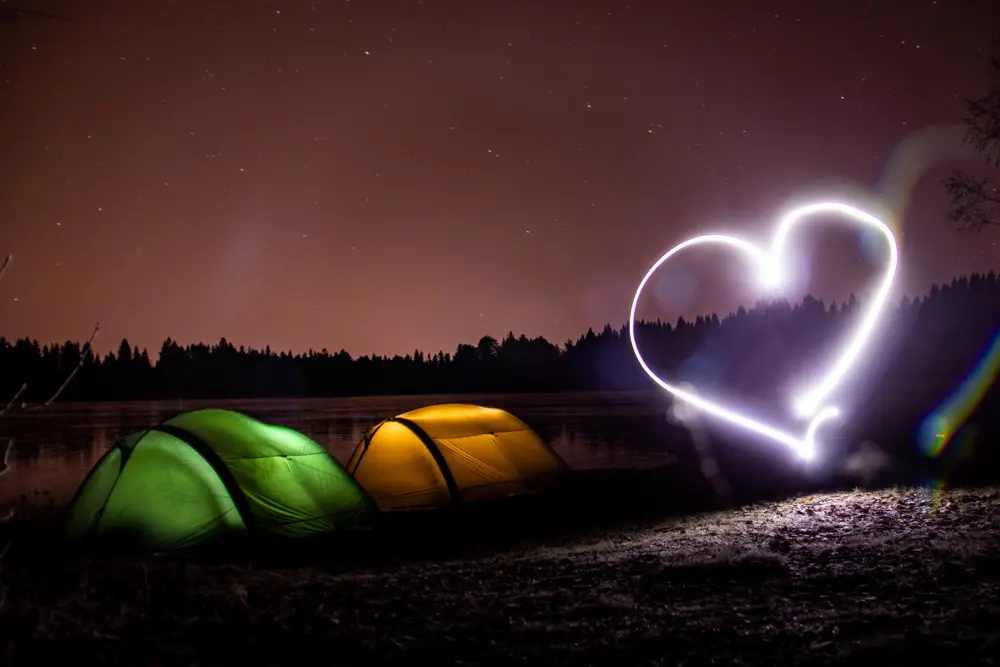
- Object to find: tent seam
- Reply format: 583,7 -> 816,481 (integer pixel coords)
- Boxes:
151,424 -> 257,534
390,417 -> 463,504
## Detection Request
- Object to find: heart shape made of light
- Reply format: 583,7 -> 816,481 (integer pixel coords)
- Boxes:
628,202 -> 899,460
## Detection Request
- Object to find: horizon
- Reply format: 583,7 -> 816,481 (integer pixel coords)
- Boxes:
1,272 -> 985,361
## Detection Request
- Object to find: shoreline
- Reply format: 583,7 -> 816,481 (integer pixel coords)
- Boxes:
2,484 -> 998,665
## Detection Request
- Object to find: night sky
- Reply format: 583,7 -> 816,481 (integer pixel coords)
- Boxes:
1,0 -> 998,358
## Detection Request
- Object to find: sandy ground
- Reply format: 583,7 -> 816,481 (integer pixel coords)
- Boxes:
2,484 -> 999,665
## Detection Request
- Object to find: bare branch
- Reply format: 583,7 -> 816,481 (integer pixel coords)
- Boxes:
962,56 -> 1000,169
945,55 -> 1000,231
942,169 -> 1000,231
0,254 -> 17,421
0,252 -> 100,419
43,321 -> 100,407
0,2 -> 73,22
0,438 -> 9,477
0,249 -> 18,521
0,439 -> 13,524
0,383 -> 27,419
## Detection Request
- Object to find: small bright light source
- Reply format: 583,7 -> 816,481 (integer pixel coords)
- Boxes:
629,202 -> 896,459
793,393 -> 819,419
759,263 -> 783,290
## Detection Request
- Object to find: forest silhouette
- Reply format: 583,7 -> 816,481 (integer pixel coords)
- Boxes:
2,272 -> 1000,460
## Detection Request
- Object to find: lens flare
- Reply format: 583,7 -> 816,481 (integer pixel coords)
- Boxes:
919,325 -> 1000,457
629,202 -> 899,459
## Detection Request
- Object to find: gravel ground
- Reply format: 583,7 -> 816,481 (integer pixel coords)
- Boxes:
2,485 -> 999,666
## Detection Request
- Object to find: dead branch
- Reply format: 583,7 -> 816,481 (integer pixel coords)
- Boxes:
43,321 -> 100,407
0,439 -> 12,524
0,2 -> 73,22
942,170 -> 1000,231
0,249 -> 99,429
0,265 -> 17,517
944,54 -> 1000,230
0,255 -> 18,419
0,383 -> 26,419
964,55 -> 1000,169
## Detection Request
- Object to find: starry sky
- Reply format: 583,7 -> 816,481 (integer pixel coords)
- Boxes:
1,0 -> 998,358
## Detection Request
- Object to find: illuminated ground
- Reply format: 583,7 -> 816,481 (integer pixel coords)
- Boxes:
3,485 -> 998,665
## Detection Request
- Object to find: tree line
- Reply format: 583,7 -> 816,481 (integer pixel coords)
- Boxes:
1,273 -> 998,431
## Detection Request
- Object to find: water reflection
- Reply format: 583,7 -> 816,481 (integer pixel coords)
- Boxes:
0,391 -> 678,507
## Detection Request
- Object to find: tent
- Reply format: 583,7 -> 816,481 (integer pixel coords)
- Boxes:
64,409 -> 377,551
346,403 -> 570,511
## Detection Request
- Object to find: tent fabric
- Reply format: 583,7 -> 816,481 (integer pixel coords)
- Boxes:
65,409 -> 376,551
346,403 -> 570,511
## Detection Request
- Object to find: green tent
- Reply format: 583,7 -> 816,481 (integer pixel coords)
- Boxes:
64,408 -> 377,552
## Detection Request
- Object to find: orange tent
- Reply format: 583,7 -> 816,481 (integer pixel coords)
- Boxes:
346,403 -> 569,511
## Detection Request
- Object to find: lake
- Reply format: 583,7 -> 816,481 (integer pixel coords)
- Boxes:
0,390 -> 682,508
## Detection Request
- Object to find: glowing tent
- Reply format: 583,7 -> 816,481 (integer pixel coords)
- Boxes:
346,403 -> 570,511
64,409 -> 377,551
